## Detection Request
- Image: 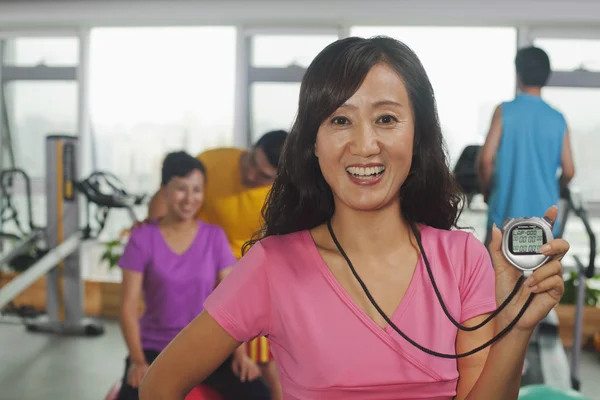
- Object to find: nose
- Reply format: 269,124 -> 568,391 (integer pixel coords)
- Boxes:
350,123 -> 381,157
246,169 -> 258,184
181,191 -> 191,204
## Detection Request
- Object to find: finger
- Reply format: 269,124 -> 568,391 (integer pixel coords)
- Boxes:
251,366 -> 261,381
136,371 -> 145,388
247,365 -> 258,381
543,205 -> 559,226
539,238 -> 570,260
488,223 -> 503,264
525,259 -> 563,288
130,376 -> 139,389
530,274 -> 564,298
231,360 -> 240,376
127,370 -> 136,387
240,362 -> 248,382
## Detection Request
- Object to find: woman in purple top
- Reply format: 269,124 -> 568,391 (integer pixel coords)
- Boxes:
116,151 -> 271,400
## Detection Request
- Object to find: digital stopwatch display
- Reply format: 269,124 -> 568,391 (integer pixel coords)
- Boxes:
509,225 -> 545,255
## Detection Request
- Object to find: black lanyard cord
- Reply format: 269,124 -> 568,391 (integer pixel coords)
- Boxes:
326,219 -> 535,359
408,220 -> 524,331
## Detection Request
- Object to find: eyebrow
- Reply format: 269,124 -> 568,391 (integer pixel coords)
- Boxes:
341,100 -> 404,109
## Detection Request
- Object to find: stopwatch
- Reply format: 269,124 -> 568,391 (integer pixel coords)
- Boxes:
501,217 -> 553,277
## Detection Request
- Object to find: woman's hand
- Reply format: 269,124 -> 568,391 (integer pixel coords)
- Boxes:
489,205 -> 568,333
127,361 -> 150,388
231,345 -> 261,382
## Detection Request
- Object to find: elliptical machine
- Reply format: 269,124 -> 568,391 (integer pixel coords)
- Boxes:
0,166 -> 147,334
452,145 -> 597,393
0,169 -> 47,273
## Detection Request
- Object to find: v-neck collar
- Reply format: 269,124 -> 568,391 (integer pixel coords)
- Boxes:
304,228 -> 423,333
303,227 -> 443,381
157,219 -> 202,257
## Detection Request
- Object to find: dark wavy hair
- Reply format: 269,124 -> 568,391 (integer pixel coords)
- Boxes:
244,36 -> 463,253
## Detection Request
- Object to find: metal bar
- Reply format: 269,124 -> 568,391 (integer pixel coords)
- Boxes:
529,27 -> 600,41
244,27 -> 340,36
234,25 -> 250,148
547,70 -> 600,89
0,39 -> 17,171
0,231 -> 81,311
0,39 -> 3,171
517,26 -> 533,48
338,24 -> 350,39
0,87 -> 15,169
571,255 -> 585,391
1,66 -> 77,81
0,30 -> 80,39
246,34 -> 254,145
77,29 -> 91,176
248,66 -> 306,83
0,231 -> 41,268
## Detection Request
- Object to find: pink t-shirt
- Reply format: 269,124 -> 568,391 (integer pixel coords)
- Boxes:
204,225 -> 496,400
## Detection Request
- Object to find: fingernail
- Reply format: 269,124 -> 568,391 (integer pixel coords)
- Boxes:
525,276 -> 535,286
540,244 -> 551,253
530,285 -> 538,292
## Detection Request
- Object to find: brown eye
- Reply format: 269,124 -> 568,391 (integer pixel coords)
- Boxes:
378,115 -> 398,124
331,116 -> 349,125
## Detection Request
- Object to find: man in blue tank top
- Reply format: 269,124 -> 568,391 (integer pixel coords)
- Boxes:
477,46 -> 576,244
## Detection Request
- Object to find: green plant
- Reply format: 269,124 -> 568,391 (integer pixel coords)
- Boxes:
560,271 -> 600,307
100,239 -> 123,269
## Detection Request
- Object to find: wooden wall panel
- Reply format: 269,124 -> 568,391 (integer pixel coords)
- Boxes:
0,273 -> 143,318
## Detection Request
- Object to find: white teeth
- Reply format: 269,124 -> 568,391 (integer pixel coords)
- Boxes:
346,166 -> 385,177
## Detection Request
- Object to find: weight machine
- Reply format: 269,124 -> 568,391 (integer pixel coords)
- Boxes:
0,135 -> 146,336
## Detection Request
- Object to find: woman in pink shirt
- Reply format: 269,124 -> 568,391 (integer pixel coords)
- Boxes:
140,37 -> 569,400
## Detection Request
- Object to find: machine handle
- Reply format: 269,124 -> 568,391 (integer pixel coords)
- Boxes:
563,186 -> 597,279
0,168 -> 37,233
579,212 -> 597,279
74,179 -> 139,209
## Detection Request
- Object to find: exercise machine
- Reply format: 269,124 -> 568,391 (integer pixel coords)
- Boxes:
0,135 -> 146,336
0,168 -> 48,320
452,144 -> 482,208
453,145 -> 597,392
0,168 -> 46,273
520,185 -> 596,391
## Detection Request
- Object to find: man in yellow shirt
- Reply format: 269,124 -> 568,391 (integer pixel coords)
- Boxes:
147,130 -> 287,399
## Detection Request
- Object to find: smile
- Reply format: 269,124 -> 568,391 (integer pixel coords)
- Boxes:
346,165 -> 385,178
345,165 -> 386,186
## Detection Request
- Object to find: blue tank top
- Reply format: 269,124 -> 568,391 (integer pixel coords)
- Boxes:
487,94 -> 566,236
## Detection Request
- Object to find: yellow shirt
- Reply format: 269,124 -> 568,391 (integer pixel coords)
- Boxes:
196,148 -> 270,259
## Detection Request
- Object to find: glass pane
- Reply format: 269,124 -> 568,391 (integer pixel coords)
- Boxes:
543,87 -> 600,202
251,82 -> 300,142
6,81 -> 78,179
3,37 -> 79,66
89,27 -> 236,240
2,81 -> 77,254
534,38 -> 600,72
351,27 -> 517,165
252,35 -> 338,68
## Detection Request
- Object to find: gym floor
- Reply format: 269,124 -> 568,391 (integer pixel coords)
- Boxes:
0,319 -> 599,400
1,207 -> 599,400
